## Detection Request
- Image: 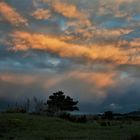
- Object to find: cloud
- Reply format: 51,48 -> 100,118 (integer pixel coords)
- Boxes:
9,31 -> 133,64
42,70 -> 118,103
0,1 -> 28,26
41,0 -> 92,31
32,8 -> 51,20
0,73 -> 36,86
42,0 -> 87,19
99,0 -> 134,16
0,69 -> 117,103
52,1 -> 83,19
0,72 -> 46,100
68,71 -> 116,89
64,27 -> 132,42
0,64 -> 140,112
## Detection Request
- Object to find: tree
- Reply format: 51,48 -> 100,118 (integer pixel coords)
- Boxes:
47,91 -> 79,115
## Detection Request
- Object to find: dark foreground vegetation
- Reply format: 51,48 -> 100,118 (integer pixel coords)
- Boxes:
1,91 -> 140,140
0,113 -> 140,140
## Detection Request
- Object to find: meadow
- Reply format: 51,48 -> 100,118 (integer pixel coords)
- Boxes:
0,113 -> 140,140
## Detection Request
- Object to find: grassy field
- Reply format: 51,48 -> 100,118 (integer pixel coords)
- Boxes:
0,113 -> 140,140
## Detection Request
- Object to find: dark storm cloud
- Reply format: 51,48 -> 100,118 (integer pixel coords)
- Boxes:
102,82 -> 140,112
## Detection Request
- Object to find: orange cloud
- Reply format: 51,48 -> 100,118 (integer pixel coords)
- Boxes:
0,72 -> 44,99
42,0 -> 86,19
42,0 -> 91,28
99,0 -> 138,18
65,27 -> 132,41
9,31 -> 131,64
29,69 -> 117,101
0,1 -> 28,26
32,8 -> 51,20
52,1 -> 84,19
0,73 -> 36,85
0,70 -> 117,101
94,29 -> 132,38
129,38 -> 140,47
70,71 -> 116,89
117,39 -> 140,64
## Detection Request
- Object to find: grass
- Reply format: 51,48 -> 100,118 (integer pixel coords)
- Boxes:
0,113 -> 140,140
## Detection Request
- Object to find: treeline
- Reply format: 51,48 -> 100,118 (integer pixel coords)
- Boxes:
4,91 -> 140,124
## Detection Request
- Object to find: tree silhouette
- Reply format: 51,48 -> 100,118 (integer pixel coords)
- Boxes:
47,91 -> 79,115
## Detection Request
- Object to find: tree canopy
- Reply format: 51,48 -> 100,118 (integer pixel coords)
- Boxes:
47,91 -> 79,114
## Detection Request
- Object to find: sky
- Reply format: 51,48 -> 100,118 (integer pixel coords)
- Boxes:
0,0 -> 140,113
